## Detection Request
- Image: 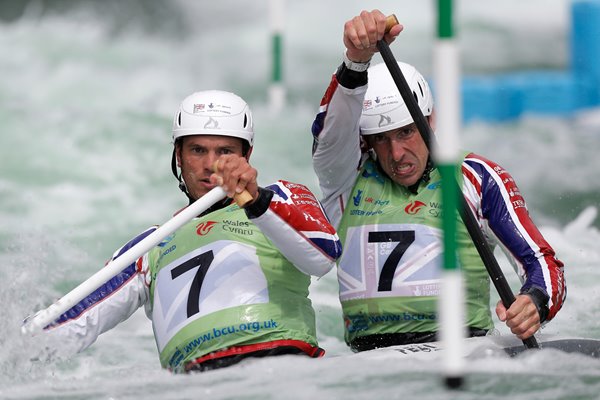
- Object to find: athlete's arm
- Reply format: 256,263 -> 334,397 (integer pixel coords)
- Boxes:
311,64 -> 369,227
42,227 -> 155,352
243,180 -> 342,277
311,10 -> 402,228
461,153 -> 566,324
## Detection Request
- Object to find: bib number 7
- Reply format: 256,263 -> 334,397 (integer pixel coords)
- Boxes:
368,231 -> 415,291
152,241 -> 268,351
171,250 -> 214,318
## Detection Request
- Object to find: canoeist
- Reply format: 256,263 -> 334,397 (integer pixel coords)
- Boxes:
310,9 -> 566,352
36,90 -> 342,372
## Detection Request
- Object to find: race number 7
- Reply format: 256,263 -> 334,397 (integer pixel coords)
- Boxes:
170,250 -> 214,318
368,231 -> 415,291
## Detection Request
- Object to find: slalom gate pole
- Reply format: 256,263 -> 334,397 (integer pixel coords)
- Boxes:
269,0 -> 285,113
378,10 -> 540,361
433,0 -> 465,389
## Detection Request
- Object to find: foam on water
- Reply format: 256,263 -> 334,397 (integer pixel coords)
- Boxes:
1,1 -> 599,398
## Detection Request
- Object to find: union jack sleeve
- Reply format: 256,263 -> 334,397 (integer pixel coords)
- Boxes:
248,180 -> 342,277
461,153 -> 566,321
41,228 -> 153,352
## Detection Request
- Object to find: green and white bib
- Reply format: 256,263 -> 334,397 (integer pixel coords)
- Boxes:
337,158 -> 493,344
147,204 -> 318,371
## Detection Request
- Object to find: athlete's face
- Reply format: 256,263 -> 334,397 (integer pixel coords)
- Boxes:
176,135 -> 247,200
365,122 -> 429,187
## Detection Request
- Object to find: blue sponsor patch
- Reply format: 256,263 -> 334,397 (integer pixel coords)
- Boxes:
353,190 -> 363,206
427,180 -> 442,190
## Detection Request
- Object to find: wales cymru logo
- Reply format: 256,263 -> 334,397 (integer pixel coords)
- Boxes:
404,201 -> 426,215
196,221 -> 218,236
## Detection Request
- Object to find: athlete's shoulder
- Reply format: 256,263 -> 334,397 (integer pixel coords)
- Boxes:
462,151 -> 515,183
112,225 -> 159,260
266,180 -> 319,202
463,152 -> 506,173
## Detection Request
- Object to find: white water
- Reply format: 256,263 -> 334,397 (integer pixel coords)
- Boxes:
2,1 -> 600,398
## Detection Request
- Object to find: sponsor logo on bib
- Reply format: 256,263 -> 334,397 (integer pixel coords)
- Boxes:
196,221 -> 218,236
404,201 -> 426,215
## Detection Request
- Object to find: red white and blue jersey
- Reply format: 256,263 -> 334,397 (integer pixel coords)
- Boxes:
41,181 -> 342,356
461,153 -> 565,320
311,68 -> 565,323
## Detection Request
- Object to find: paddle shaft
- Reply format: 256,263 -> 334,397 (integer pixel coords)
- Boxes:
22,186 -> 252,335
376,38 -> 539,349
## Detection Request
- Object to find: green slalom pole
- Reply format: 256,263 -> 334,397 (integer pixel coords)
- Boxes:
434,0 -> 465,389
431,1 -> 539,354
376,39 -> 541,352
269,0 -> 285,113
378,1 -> 540,389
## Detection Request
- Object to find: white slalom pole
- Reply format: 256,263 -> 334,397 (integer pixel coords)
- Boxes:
434,0 -> 465,389
269,0 -> 285,113
21,186 -> 228,335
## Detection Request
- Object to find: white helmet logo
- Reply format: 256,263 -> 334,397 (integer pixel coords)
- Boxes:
204,117 -> 219,130
173,91 -> 254,146
378,114 -> 392,128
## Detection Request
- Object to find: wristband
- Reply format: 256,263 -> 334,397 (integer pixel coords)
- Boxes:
244,187 -> 274,219
520,286 -> 550,323
343,51 -> 371,72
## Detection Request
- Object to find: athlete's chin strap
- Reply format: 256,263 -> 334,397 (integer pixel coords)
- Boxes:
171,148 -> 189,195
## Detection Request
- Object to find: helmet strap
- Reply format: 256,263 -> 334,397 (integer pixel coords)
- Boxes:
171,147 -> 192,198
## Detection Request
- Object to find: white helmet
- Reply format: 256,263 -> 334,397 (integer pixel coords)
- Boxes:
172,90 -> 254,147
360,62 -> 433,135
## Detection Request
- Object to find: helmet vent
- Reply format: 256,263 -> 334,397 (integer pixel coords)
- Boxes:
243,114 -> 248,128
418,81 -> 424,97
177,112 -> 182,127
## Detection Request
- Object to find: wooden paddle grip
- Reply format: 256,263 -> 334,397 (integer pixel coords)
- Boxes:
212,161 -> 254,207
233,190 -> 254,207
385,14 -> 399,33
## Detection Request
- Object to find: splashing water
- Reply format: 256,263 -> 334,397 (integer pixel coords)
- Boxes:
2,1 -> 599,398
